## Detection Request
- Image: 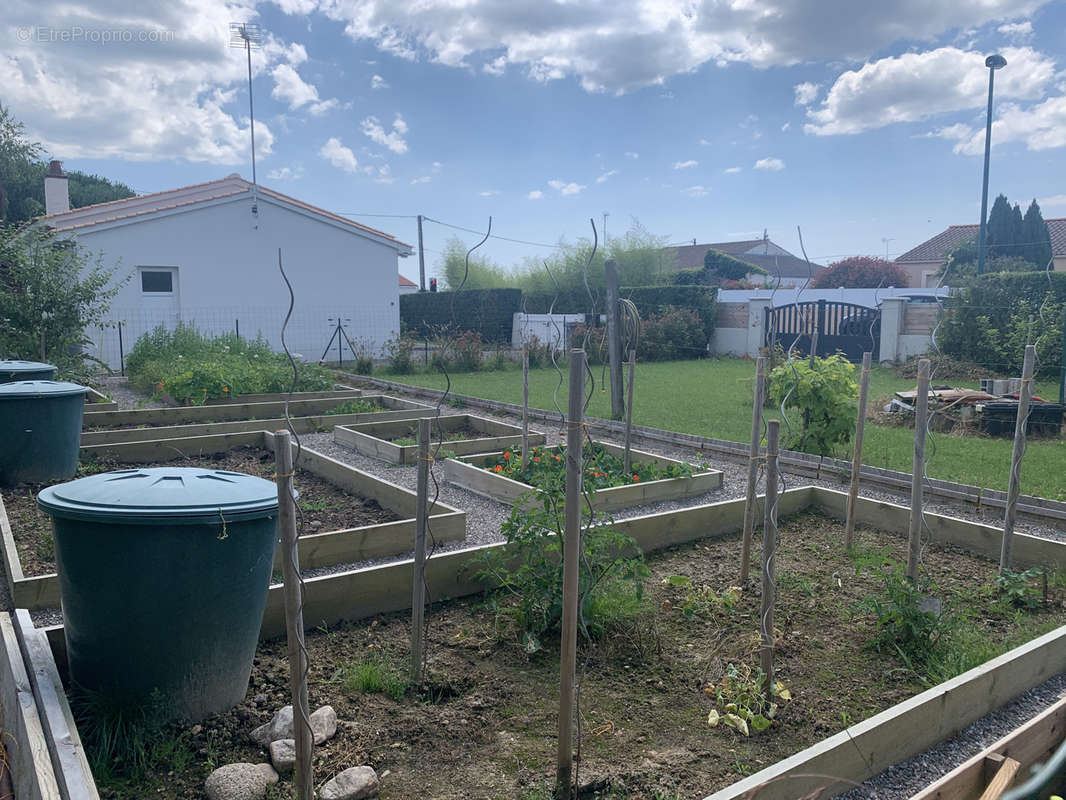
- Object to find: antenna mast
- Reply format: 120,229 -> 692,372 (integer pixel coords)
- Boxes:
229,22 -> 262,190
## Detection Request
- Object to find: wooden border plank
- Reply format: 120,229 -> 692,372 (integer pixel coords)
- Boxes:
0,613 -> 61,800
13,611 -> 98,800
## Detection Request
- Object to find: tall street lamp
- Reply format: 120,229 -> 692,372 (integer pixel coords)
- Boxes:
976,53 -> 1007,276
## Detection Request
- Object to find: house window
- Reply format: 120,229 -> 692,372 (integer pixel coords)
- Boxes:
140,270 -> 174,293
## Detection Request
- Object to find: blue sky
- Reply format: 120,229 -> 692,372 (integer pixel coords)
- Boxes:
5,1 -> 1066,282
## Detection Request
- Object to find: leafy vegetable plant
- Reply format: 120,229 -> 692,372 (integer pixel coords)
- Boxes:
705,663 -> 791,736
482,443 -> 696,491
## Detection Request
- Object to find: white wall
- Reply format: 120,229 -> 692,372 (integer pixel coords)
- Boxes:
512,313 -> 587,350
74,194 -> 404,368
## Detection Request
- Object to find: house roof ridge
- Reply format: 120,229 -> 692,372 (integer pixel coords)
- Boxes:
41,175 -> 239,218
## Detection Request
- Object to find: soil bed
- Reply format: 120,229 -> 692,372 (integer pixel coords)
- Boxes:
3,446 -> 401,577
95,511 -> 1066,799
383,422 -> 484,445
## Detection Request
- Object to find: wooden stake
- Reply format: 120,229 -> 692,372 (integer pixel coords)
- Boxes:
741,356 -> 767,583
605,260 -> 623,420
761,420 -> 779,701
1001,344 -> 1036,574
908,359 -> 931,581
622,350 -> 636,474
522,346 -> 530,470
410,417 -> 431,684
845,352 -> 872,549
556,349 -> 584,800
274,430 -> 313,800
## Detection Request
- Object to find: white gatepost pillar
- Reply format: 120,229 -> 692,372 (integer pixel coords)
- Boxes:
879,298 -> 905,364
747,297 -> 773,358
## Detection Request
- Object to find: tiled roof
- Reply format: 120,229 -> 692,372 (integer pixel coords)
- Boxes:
740,252 -> 818,279
674,240 -> 765,269
896,219 -> 1066,263
40,175 -> 413,251
399,274 -> 417,287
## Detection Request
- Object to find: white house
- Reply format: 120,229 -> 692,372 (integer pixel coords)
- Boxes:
40,165 -> 413,368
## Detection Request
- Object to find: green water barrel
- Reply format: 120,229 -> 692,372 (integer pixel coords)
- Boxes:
0,361 -> 58,383
38,467 -> 280,723
0,381 -> 87,486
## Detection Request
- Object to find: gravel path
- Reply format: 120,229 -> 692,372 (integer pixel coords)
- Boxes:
91,375 -> 169,410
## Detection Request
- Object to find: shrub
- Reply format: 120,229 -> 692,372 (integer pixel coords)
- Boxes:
524,335 -> 553,369
703,249 -> 766,282
639,307 -> 707,361
126,324 -> 334,404
810,257 -> 908,289
767,355 -> 857,455
0,225 -> 127,380
385,335 -> 415,374
450,329 -> 484,372
569,323 -> 607,365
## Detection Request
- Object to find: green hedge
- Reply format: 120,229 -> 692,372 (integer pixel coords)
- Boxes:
521,285 -> 717,340
940,272 -> 1065,377
400,288 -> 522,342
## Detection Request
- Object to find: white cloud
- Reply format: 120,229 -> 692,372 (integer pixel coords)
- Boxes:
483,56 -> 507,76
625,151 -> 639,159
699,138 -> 712,146
319,137 -> 358,172
724,166 -> 742,174
296,0 -> 1047,94
596,170 -> 617,183
681,185 -> 709,198
370,74 -> 389,90
548,179 -> 585,196
781,122 -> 791,131
267,165 -> 305,180
411,175 -> 432,184
946,95 -> 1066,154
793,82 -> 821,105
527,190 -> 544,199
754,157 -> 785,170
1038,194 -> 1066,209
271,64 -> 340,115
805,46 -> 1056,135
479,190 -> 499,196
673,159 -> 699,169
998,21 -> 1033,40
432,161 -> 442,170
372,164 -> 394,183
361,114 -> 409,154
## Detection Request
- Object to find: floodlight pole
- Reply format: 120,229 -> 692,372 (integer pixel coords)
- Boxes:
976,54 -> 1006,276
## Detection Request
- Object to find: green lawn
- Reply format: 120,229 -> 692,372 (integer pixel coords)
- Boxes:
372,357 -> 1066,501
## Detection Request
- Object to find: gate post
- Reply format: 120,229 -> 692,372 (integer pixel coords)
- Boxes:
879,298 -> 905,365
749,297 -> 773,358
815,299 -> 827,359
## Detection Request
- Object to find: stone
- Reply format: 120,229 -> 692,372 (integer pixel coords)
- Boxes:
250,705 -> 294,746
310,705 -> 338,745
320,766 -> 380,800
269,739 -> 296,773
205,763 -> 279,800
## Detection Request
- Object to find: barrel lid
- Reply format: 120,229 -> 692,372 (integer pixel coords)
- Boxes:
0,380 -> 88,399
38,467 -> 281,523
0,360 -> 57,374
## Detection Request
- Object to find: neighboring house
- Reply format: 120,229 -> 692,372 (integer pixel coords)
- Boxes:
398,274 -> 419,294
895,219 -> 1066,287
38,165 -> 413,368
671,237 -> 816,287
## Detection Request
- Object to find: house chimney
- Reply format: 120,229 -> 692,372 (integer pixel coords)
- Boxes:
44,160 -> 70,215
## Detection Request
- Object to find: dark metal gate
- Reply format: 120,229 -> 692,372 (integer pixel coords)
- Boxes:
764,299 -> 879,362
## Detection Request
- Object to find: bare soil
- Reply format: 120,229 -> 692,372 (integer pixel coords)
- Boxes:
382,422 -> 486,444
2,447 -> 401,577
96,512 -> 1066,800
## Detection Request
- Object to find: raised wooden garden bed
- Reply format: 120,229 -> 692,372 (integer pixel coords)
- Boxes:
29,489 -> 1066,799
203,387 -> 363,405
0,431 -> 465,611
445,440 -> 723,512
333,413 -> 547,465
79,395 -> 435,445
81,394 -> 432,431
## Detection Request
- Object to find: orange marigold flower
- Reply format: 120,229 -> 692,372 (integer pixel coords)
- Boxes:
503,451 -> 511,460
493,464 -> 503,473
222,386 -> 229,393
632,474 -> 640,482
533,457 -> 541,463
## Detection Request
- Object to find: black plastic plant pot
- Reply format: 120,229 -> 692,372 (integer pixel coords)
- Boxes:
37,467 -> 281,723
0,381 -> 87,487
0,360 -> 58,383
